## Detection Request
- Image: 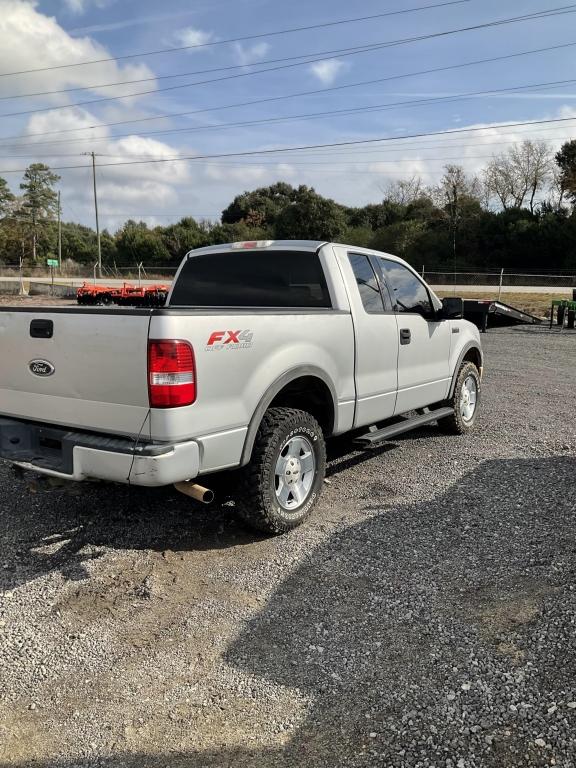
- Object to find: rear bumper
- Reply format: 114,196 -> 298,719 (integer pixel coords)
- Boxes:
0,417 -> 200,487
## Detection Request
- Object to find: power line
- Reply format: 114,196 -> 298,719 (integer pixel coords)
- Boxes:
2,6 -> 575,120
5,152 -> 551,166
0,39 -> 458,103
2,130 -> 573,162
0,0 -> 471,78
2,74 -> 575,157
2,125 -> 574,163
8,84 -> 576,163
3,39 -> 576,148
98,213 -> 220,218
0,147 -> 566,166
0,115 -> 574,174
3,36 -> 574,109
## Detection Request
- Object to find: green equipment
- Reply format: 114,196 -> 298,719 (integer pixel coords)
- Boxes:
550,298 -> 576,329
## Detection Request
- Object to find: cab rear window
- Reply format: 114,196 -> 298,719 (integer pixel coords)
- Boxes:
170,250 -> 332,308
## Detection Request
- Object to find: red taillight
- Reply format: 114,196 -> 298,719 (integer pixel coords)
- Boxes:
148,340 -> 196,408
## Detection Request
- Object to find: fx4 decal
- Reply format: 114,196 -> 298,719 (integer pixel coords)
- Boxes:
206,330 -> 254,350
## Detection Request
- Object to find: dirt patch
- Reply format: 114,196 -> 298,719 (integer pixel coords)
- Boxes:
460,578 -> 560,638
0,295 -> 76,307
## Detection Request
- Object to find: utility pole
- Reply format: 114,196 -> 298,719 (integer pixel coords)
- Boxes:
57,190 -> 62,269
83,152 -> 101,278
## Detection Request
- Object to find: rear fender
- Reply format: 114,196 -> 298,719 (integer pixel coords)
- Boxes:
240,366 -> 337,466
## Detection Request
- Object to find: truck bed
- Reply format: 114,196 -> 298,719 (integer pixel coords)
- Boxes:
0,305 -> 353,447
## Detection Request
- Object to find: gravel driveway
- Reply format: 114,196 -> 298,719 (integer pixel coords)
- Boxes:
1,326 -> 575,768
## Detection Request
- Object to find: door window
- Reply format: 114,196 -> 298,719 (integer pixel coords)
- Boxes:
379,259 -> 432,315
348,253 -> 385,313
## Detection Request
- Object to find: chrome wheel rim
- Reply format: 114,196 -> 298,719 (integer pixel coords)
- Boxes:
275,436 -> 316,511
460,375 -> 478,422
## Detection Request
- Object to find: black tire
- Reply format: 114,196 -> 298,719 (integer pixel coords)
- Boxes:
438,361 -> 481,435
557,306 -> 565,326
237,407 -> 326,535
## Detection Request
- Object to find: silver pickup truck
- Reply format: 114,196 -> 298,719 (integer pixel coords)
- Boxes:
0,240 -> 482,534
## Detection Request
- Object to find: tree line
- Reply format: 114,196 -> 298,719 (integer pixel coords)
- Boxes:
1,139 -> 576,274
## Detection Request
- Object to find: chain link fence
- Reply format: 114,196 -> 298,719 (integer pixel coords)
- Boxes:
422,269 -> 576,297
0,261 -> 179,284
1,261 -> 575,296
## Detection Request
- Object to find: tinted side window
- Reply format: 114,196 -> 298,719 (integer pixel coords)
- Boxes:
170,250 -> 331,308
379,259 -> 432,315
348,253 -> 384,313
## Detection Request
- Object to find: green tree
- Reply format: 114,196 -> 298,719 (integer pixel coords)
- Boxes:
0,215 -> 27,264
274,186 -> 347,240
0,176 -> 15,218
370,219 -> 427,260
555,140 -> 576,206
346,201 -> 405,230
58,221 -> 100,264
222,182 -> 297,228
115,220 -> 170,266
20,163 -> 60,261
340,225 -> 374,248
160,217 -> 212,263
207,219 -> 270,246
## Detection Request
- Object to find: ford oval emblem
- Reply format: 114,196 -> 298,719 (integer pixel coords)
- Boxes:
29,359 -> 55,377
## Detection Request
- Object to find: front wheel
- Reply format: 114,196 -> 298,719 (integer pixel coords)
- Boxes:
237,407 -> 326,534
438,361 -> 481,435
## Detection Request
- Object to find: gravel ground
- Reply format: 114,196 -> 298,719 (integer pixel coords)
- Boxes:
0,325 -> 575,768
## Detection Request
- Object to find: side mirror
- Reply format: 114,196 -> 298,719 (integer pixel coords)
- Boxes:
440,297 -> 464,319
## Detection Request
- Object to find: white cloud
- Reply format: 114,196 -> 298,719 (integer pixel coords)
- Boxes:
233,42 -> 270,67
309,59 -> 346,85
69,10 -> 206,34
64,0 -> 83,11
10,107 -> 195,228
171,26 -> 215,50
63,0 -> 111,14
204,163 -> 269,183
0,1 -> 155,101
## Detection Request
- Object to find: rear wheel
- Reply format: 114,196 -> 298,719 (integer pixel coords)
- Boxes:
438,361 -> 481,435
237,407 -> 326,534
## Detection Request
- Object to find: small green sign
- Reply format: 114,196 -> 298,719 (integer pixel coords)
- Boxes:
46,259 -> 59,267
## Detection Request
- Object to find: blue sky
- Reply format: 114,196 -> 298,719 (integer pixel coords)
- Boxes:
0,0 -> 574,229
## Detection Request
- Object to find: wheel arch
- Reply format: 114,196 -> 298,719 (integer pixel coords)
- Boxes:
240,367 -> 337,466
448,342 -> 483,398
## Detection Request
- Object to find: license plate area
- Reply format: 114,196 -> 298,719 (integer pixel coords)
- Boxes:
0,419 -> 70,473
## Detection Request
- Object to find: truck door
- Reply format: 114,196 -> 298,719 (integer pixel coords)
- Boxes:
334,247 -> 399,427
377,257 -> 451,414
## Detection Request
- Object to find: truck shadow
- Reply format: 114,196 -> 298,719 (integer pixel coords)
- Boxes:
2,455 -> 576,767
0,433 -> 399,589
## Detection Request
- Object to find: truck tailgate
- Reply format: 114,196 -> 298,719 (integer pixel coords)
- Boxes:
0,309 -> 151,437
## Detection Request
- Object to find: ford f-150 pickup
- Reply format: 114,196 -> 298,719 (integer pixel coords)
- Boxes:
0,240 -> 482,533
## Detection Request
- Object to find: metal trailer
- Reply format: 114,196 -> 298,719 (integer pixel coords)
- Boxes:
463,299 -> 543,333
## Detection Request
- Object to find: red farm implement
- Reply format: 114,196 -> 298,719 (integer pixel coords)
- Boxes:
77,282 -> 169,307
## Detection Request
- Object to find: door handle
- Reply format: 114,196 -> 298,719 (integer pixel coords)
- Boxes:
400,328 -> 411,345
